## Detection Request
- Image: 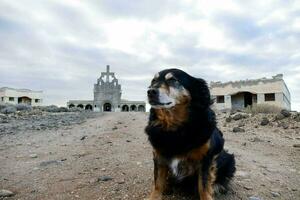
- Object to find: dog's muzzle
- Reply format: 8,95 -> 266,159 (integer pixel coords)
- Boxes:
147,88 -> 159,105
147,88 -> 172,106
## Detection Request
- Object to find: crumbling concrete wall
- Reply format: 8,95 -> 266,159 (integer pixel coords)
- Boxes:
210,74 -> 291,110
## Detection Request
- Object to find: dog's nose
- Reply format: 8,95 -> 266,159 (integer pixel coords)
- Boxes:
147,88 -> 158,97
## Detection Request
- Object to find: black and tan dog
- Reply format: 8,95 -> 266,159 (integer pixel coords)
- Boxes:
145,69 -> 235,200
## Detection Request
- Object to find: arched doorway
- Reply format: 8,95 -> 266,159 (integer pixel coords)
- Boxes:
18,96 -> 32,105
77,104 -> 84,109
122,105 -> 129,112
69,104 -> 75,108
231,92 -> 257,110
103,103 -> 112,112
85,104 -> 93,110
130,105 -> 137,112
138,105 -> 145,112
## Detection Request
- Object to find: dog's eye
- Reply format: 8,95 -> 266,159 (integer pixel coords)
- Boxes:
151,78 -> 157,85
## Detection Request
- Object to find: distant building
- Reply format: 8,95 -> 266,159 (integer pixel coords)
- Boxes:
210,74 -> 291,111
0,87 -> 43,106
67,65 -> 146,112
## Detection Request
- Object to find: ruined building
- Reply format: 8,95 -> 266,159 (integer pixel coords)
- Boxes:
67,65 -> 146,112
0,87 -> 43,106
210,74 -> 291,111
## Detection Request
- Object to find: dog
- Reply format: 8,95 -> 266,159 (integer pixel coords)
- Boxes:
145,69 -> 236,200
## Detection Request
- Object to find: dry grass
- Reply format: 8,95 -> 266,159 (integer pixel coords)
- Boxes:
245,104 -> 282,114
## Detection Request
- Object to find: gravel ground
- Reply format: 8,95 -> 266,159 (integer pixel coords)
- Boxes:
0,111 -> 96,135
0,112 -> 299,200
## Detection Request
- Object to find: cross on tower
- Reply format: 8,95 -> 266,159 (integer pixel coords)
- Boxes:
103,65 -> 114,82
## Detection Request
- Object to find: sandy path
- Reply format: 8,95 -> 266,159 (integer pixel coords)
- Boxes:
0,112 -> 299,200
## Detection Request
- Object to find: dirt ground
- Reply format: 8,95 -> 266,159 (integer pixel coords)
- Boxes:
0,112 -> 299,200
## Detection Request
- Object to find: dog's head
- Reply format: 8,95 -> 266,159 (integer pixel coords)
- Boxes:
147,69 -> 211,110
147,69 -> 190,109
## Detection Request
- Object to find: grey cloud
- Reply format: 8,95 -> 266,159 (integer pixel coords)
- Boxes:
0,0 -> 299,110
93,0 -> 183,20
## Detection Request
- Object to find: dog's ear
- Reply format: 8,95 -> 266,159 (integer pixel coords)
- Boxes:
189,78 -> 212,109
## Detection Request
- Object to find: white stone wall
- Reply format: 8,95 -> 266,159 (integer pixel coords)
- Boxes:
0,88 -> 43,106
210,77 -> 291,110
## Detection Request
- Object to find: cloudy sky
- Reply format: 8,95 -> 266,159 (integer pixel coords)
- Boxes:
0,0 -> 299,111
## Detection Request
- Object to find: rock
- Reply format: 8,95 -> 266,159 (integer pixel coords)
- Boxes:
238,122 -> 245,127
117,180 -> 125,184
29,154 -> 38,158
89,178 -> 98,184
112,126 -> 118,130
251,137 -> 264,142
243,185 -> 253,190
293,144 -> 300,148
101,168 -> 106,171
294,115 -> 300,122
271,191 -> 280,197
98,176 -> 113,182
275,113 -> 285,120
233,127 -> 245,133
281,109 -> 291,117
260,117 -> 269,126
0,189 -> 15,197
225,117 -> 232,122
232,113 -> 243,120
281,123 -> 289,129
40,160 -> 61,167
126,140 -> 131,142
80,135 -> 87,140
249,197 -> 261,200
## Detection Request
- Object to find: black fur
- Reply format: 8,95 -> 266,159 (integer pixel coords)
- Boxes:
145,69 -> 236,191
215,151 -> 236,189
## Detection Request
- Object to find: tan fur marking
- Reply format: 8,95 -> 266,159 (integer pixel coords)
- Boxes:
165,72 -> 173,80
198,157 -> 217,200
186,140 -> 210,161
150,151 -> 168,200
159,83 -> 170,93
208,161 -> 217,195
153,96 -> 190,130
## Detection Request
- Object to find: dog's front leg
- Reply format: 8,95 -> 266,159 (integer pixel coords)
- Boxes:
198,158 -> 216,200
149,157 -> 168,200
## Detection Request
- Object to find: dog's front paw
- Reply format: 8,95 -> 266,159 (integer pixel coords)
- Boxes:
148,191 -> 163,200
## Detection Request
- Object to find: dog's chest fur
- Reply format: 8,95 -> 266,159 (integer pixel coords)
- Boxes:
160,141 -> 210,180
153,102 -> 189,130
169,158 -> 197,180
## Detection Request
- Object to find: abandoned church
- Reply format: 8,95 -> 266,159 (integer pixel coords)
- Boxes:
67,65 -> 146,112
210,74 -> 291,111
